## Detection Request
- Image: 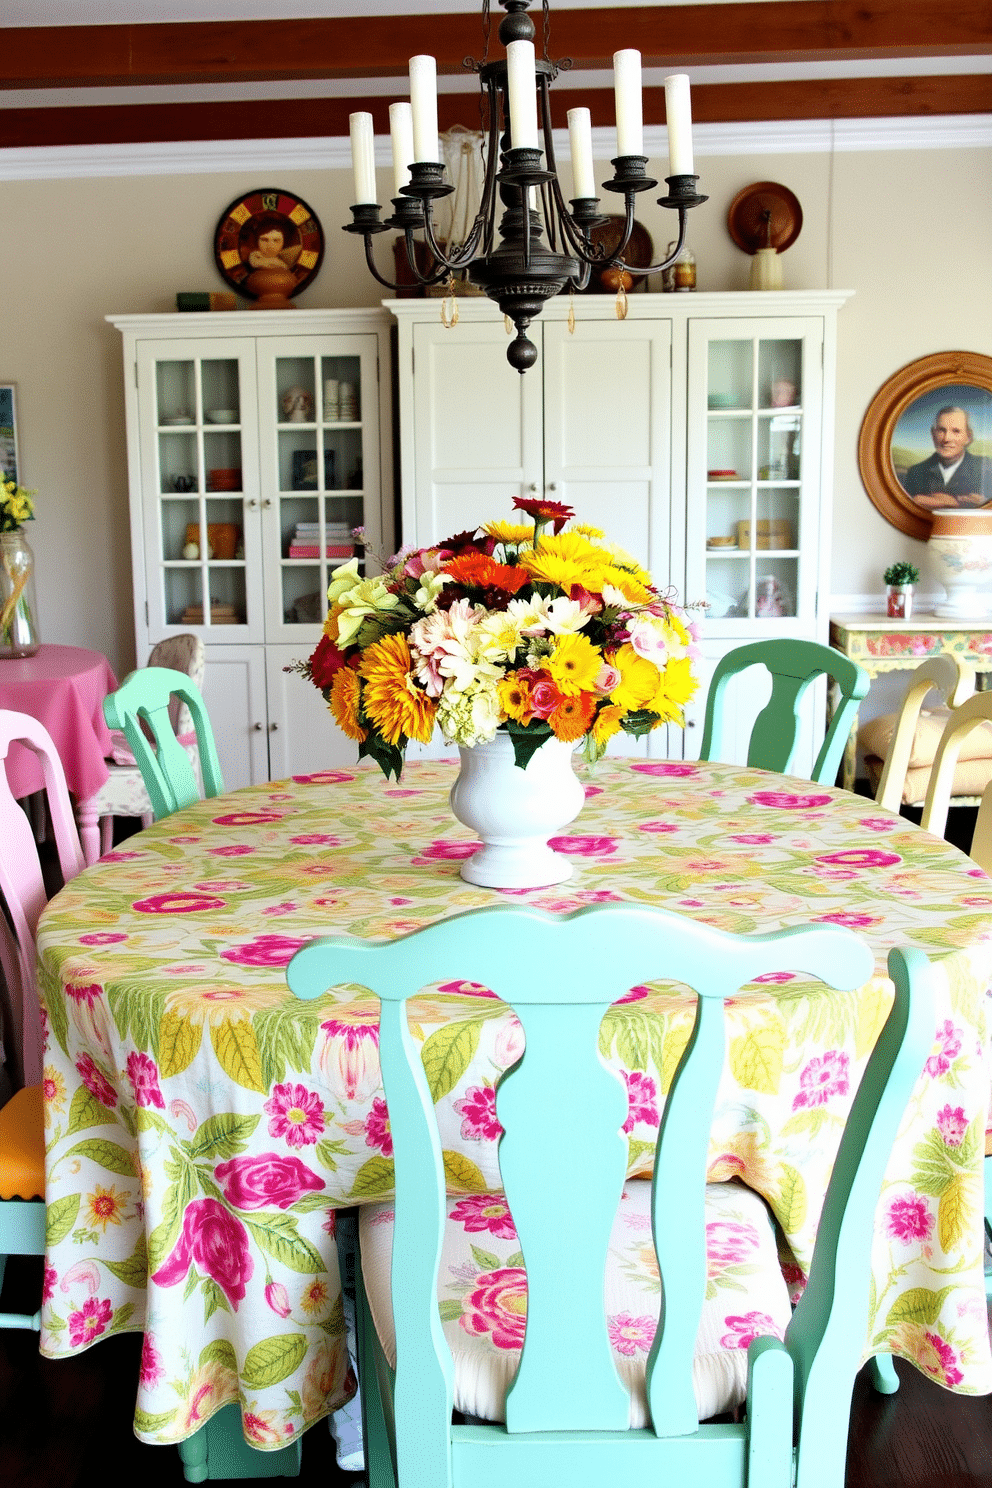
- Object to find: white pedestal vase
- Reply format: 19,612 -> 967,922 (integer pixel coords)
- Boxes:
927,509 -> 992,619
449,731 -> 585,889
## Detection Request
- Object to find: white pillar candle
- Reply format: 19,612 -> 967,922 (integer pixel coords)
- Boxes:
506,39 -> 539,150
567,106 -> 595,198
349,112 -> 377,204
409,54 -> 439,163
664,73 -> 694,176
613,49 -> 643,157
389,101 -> 415,195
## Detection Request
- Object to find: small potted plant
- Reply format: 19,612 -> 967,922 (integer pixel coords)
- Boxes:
884,560 -> 919,620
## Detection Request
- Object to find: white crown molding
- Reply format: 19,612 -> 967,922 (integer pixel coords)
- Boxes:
2,114 -> 990,182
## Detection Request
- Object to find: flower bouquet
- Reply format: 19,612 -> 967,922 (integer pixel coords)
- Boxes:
0,476 -> 39,656
300,497 -> 700,781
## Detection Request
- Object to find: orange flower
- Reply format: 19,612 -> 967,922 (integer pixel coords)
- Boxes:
359,632 -> 437,746
498,671 -> 535,725
591,704 -> 625,746
548,691 -> 597,742
443,553 -> 529,593
329,667 -> 366,742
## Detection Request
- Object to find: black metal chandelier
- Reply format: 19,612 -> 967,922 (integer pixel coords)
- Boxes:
345,0 -> 707,372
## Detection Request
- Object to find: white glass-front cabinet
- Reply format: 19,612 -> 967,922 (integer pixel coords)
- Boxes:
388,291 -> 848,772
110,310 -> 394,789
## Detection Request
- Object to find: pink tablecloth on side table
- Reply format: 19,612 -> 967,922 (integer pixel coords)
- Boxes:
0,644 -> 118,800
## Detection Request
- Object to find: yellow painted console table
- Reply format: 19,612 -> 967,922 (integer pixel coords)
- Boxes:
829,612 -> 992,791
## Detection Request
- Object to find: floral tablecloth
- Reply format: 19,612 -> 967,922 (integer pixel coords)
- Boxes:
35,759 -> 992,1451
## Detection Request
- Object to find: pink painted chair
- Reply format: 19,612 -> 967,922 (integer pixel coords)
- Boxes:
0,711 -> 86,1331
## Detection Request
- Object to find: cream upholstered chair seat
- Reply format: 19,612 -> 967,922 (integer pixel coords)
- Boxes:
75,634 -> 204,864
860,655 -> 985,809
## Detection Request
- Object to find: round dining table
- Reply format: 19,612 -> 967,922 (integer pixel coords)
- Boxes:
35,757 -> 992,1454
0,643 -> 117,800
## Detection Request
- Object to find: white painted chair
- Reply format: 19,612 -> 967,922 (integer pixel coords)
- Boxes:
864,656 -> 980,812
919,690 -> 992,840
75,634 -> 204,864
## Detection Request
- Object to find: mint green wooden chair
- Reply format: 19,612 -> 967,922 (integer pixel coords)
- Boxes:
102,666 -> 224,820
288,903 -> 935,1488
699,639 -> 870,786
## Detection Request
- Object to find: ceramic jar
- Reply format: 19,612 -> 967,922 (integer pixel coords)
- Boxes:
927,508 -> 992,619
449,732 -> 585,888
0,528 -> 40,657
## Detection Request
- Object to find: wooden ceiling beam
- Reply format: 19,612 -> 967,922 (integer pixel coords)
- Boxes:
2,2 -> 991,90
2,73 -> 988,151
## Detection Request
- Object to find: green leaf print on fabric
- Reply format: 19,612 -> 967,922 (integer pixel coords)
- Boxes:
421,1019 -> 481,1102
211,1020 -> 266,1092
105,1235 -> 149,1290
349,1154 -> 395,1200
63,1138 -> 138,1178
255,1005 -> 323,1087
442,1150 -> 488,1194
777,1163 -> 807,1233
243,1213 -> 325,1275
885,1285 -> 954,1329
729,1025 -> 784,1093
240,1333 -> 309,1389
66,1084 -> 113,1136
200,1338 -> 239,1372
148,1162 -> 197,1274
188,1113 -> 260,1162
158,1011 -> 203,1077
45,1193 -> 80,1246
314,1138 -> 349,1173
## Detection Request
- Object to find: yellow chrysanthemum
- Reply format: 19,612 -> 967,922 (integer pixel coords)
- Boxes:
646,654 -> 699,721
602,567 -> 655,605
85,1183 -> 127,1232
546,632 -> 602,697
498,671 -> 534,725
592,704 -> 625,746
609,644 -> 660,711
360,632 -> 438,746
571,522 -> 605,540
518,530 -> 609,591
480,520 -> 533,546
329,667 -> 366,742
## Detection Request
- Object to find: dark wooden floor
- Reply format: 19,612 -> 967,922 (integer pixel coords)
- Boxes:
0,1250 -> 988,1488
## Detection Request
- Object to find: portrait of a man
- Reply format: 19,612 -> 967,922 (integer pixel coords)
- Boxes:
892,385 -> 992,511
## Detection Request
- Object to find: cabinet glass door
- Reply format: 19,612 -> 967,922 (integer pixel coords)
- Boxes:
687,319 -> 822,633
257,334 -> 382,643
137,340 -> 263,641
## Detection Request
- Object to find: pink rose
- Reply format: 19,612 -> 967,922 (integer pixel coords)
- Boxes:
460,1267 -> 528,1350
631,761 -> 698,777
215,1152 -> 325,1211
151,1198 -> 254,1309
884,1193 -> 934,1244
364,1096 -> 392,1156
815,848 -> 902,869
133,890 -> 226,915
749,791 -> 831,809
221,934 -> 312,968
528,676 -> 564,718
140,1333 -> 166,1387
125,1051 -> 165,1110
547,834 -> 618,856
792,1049 -> 849,1110
415,839 -> 478,861
76,1053 -> 118,1108
291,771 -> 355,785
622,1070 -> 659,1134
719,1310 -> 782,1350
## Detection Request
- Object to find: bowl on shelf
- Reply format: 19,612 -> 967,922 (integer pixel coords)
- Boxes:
208,467 -> 242,491
206,409 -> 238,424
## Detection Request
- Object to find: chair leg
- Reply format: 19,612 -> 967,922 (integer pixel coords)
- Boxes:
75,798 -> 101,867
100,815 -> 114,857
869,1354 -> 900,1394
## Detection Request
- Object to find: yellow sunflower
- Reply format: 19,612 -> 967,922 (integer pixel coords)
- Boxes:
480,520 -> 533,546
498,671 -> 534,725
591,703 -> 625,746
546,632 -> 602,696
602,566 -> 655,605
359,632 -> 438,746
647,654 -> 699,720
517,531 -> 608,591
329,667 -> 366,742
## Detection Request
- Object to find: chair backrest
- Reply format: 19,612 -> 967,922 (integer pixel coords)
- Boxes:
103,666 -> 224,820
288,903 -> 934,1486
146,633 -> 205,737
0,710 -> 86,1086
873,655 -> 976,813
698,639 -> 870,786
920,690 -> 992,840
969,779 -> 992,876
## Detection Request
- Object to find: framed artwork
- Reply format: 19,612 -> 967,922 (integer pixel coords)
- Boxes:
0,385 -> 19,485
292,450 -> 336,491
214,188 -> 325,301
858,352 -> 992,540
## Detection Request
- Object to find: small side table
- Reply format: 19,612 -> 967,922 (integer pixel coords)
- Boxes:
829,612 -> 992,791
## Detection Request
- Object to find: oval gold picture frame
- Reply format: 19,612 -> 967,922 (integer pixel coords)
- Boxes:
858,351 -> 992,541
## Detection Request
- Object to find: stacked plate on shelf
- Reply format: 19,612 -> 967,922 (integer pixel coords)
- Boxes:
338,384 -> 358,421
288,521 -> 355,559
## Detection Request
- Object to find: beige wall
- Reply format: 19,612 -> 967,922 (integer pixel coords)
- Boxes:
0,144 -> 989,679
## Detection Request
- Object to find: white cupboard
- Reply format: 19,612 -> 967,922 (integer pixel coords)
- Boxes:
108,310 -> 395,789
387,291 -> 849,771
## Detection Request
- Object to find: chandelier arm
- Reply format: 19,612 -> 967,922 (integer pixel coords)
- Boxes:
616,212 -> 689,277
359,235 -> 418,293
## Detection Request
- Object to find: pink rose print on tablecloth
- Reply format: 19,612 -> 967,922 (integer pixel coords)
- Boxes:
453,1084 -> 503,1142
815,848 -> 902,870
547,834 -> 618,856
133,890 -> 226,915
749,791 -> 832,810
78,933 -> 127,946
705,1219 -> 760,1272
922,1331 -> 964,1388
42,1265 -> 56,1303
460,1267 -> 528,1349
125,1051 -> 165,1110
414,839 -> 478,862
207,844 -> 256,857
263,1082 -> 326,1147
727,833 -> 775,845
622,1070 -> 659,1133
364,1096 -> 392,1156
638,820 -> 679,835
936,1105 -> 968,1146
76,1053 -> 118,1108
450,1194 -> 517,1240
859,816 -> 900,833
813,911 -> 879,929
221,934 -> 312,968
211,810 -> 285,827
884,1193 -> 934,1244
140,1333 -> 166,1388
152,1197 -> 254,1308
925,1019 -> 962,1078
608,1313 -> 656,1356
214,1153 -> 325,1211
632,762 -> 699,778
437,979 -> 499,999
792,1049 -> 849,1109
292,771 -> 356,785
290,834 -> 343,846
719,1310 -> 783,1350
68,1296 -> 113,1348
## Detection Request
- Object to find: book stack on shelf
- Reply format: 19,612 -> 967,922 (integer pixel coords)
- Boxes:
180,599 -> 240,625
288,522 -> 355,560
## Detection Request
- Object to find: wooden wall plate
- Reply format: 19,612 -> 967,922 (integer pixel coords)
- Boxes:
727,182 -> 803,255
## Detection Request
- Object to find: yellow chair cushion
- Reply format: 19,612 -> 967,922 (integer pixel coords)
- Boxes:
0,1084 -> 45,1200
860,706 -> 992,806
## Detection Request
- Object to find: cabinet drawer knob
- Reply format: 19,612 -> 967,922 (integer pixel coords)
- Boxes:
245,499 -> 258,509
262,499 -> 272,508
547,482 -> 558,492
527,482 -> 538,493
253,721 -> 264,731
269,722 -> 279,731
